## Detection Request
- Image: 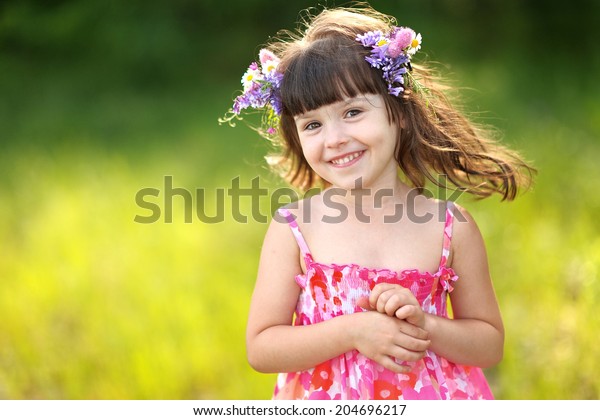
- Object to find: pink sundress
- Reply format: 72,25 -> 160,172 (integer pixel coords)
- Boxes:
273,201 -> 494,400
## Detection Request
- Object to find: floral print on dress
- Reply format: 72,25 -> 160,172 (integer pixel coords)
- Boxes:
273,202 -> 493,400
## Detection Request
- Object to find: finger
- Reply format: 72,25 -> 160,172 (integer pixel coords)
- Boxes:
393,287 -> 419,306
395,305 -> 424,327
378,289 -> 414,315
388,345 -> 427,363
369,283 -> 399,308
356,296 -> 374,311
395,319 -> 429,341
376,355 -> 411,374
383,293 -> 410,316
376,288 -> 419,314
392,332 -> 431,353
375,288 -> 402,313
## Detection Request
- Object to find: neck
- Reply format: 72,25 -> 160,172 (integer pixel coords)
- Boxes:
326,177 -> 414,215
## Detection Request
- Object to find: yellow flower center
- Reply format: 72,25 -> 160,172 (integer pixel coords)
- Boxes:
245,74 -> 254,82
376,39 -> 388,47
411,39 -> 420,48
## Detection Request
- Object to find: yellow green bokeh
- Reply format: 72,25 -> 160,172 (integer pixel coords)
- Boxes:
0,0 -> 598,399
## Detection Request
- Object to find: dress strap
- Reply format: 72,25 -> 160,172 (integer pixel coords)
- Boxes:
438,201 -> 455,269
277,208 -> 313,263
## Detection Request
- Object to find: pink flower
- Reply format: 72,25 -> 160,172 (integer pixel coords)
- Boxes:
388,27 -> 415,58
259,48 -> 278,66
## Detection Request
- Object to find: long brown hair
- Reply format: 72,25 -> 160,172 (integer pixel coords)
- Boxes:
264,6 -> 535,200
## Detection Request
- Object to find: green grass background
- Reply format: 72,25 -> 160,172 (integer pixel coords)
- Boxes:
0,0 -> 599,398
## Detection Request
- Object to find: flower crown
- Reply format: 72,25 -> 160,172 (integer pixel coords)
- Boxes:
218,49 -> 283,137
219,27 -> 422,136
356,26 -> 422,96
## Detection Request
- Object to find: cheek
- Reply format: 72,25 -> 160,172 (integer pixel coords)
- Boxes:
382,126 -> 399,149
299,139 -> 321,165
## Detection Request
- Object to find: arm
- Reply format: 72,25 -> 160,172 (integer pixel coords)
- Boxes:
246,212 -> 429,374
423,205 -> 504,368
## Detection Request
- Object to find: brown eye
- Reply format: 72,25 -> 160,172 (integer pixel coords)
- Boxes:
305,121 -> 321,131
346,109 -> 361,118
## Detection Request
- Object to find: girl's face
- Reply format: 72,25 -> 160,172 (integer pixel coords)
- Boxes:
293,94 -> 399,190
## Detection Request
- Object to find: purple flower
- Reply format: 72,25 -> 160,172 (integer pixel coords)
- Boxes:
265,71 -> 283,89
365,55 -> 384,68
233,94 -> 250,114
270,93 -> 283,115
355,30 -> 384,47
371,45 -> 388,61
356,26 -> 421,97
247,84 -> 269,108
222,50 -> 284,138
388,86 -> 403,96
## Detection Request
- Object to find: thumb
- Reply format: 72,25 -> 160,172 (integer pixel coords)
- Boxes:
395,305 -> 424,328
356,296 -> 375,311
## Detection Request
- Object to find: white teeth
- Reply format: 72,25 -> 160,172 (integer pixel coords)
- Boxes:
331,151 -> 362,165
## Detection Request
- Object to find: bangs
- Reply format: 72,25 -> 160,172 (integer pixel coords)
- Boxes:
280,38 -> 388,116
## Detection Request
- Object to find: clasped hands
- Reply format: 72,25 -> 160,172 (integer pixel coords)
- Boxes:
353,283 -> 430,373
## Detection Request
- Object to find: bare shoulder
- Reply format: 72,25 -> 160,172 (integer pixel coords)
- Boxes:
247,204 -> 304,342
277,193 -> 325,229
446,202 -> 489,273
450,202 -> 485,250
263,204 -> 301,263
409,194 -> 450,228
402,194 -> 446,227
263,195 -> 320,267
444,202 -> 500,334
253,202 -> 305,303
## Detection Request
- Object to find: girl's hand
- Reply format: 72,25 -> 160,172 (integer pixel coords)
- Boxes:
362,283 -> 426,329
350,310 -> 430,373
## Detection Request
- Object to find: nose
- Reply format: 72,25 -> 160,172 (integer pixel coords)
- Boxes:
323,121 -> 349,149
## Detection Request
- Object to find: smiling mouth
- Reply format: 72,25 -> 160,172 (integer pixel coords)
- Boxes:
330,151 -> 364,166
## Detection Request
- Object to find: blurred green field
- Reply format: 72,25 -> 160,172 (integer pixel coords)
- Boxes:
1,0 -> 599,399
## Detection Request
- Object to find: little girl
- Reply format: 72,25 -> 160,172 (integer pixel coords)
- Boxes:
221,5 -> 534,399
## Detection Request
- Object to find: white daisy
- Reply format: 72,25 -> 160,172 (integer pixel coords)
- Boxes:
407,33 -> 422,55
261,60 -> 278,76
241,68 -> 262,91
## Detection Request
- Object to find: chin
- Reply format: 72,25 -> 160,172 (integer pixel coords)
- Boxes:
329,178 -> 365,191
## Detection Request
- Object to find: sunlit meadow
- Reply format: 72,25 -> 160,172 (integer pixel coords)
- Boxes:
1,1 -> 599,399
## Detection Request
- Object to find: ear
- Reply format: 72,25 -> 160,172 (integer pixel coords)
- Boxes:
398,110 -> 407,129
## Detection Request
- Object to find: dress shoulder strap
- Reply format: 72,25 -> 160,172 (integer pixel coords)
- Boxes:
438,201 -> 455,269
276,208 -> 313,263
